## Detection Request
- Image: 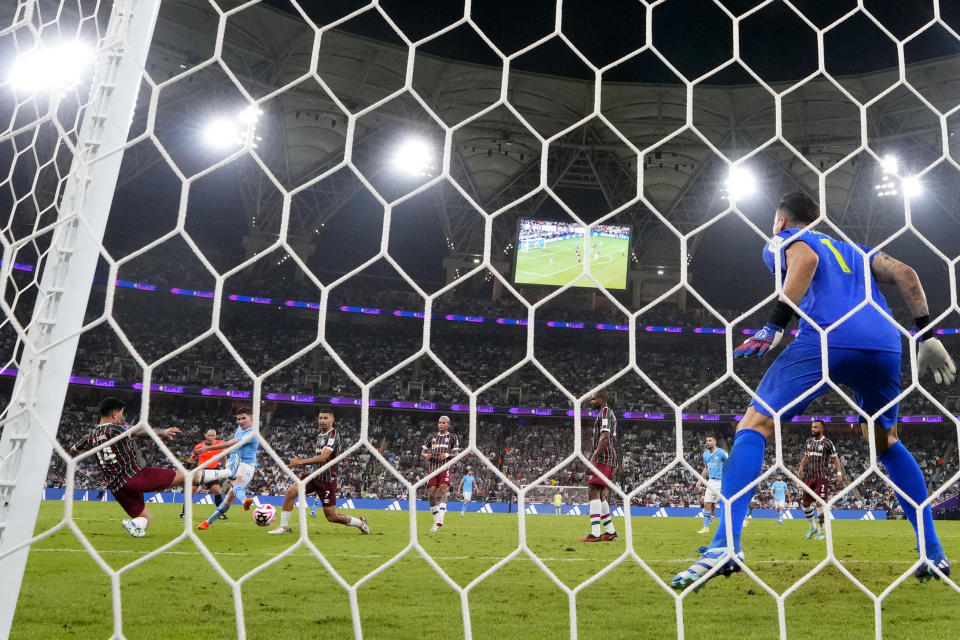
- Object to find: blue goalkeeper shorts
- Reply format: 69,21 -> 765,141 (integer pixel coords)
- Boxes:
749,341 -> 901,429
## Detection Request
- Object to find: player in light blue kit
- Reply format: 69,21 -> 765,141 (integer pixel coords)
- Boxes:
197,406 -> 260,530
459,468 -> 477,516
696,436 -> 728,534
770,475 -> 789,525
672,192 -> 956,591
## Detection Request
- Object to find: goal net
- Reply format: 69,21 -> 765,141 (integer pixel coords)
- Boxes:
1,1 -> 959,639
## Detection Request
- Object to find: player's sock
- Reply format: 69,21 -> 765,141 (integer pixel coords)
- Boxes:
708,429 -> 765,553
703,513 -> 712,528
461,502 -> 466,515
206,501 -> 230,525
438,503 -> 447,525
804,507 -> 817,528
346,516 -> 363,529
879,441 -> 945,561
278,509 -> 292,529
310,497 -> 322,515
600,500 -> 614,533
233,484 -> 248,504
589,499 -> 602,537
214,494 -> 223,508
431,506 -> 440,524
132,516 -> 148,531
199,469 -> 233,484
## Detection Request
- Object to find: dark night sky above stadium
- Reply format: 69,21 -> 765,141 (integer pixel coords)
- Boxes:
277,0 -> 960,80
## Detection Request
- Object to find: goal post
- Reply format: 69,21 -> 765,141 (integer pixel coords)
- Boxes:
0,1 -> 161,636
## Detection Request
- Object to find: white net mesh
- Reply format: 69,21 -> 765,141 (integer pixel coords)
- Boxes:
2,0 -> 960,638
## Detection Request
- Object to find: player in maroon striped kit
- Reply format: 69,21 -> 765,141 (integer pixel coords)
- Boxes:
269,407 -> 369,535
422,415 -> 460,532
581,389 -> 619,542
69,397 -> 234,538
796,419 -> 843,540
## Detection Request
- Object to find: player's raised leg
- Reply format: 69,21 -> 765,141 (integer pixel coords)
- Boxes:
200,460 -> 254,529
121,467 -> 233,537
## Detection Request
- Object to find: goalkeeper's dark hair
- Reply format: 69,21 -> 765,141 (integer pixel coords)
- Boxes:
777,192 -> 819,224
98,397 -> 125,417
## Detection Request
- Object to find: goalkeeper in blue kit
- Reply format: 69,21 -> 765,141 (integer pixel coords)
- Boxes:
671,192 -> 956,590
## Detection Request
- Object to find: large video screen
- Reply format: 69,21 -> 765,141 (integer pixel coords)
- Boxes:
513,219 -> 631,289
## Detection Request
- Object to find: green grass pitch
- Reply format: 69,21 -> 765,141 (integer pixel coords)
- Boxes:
13,502 -> 960,639
514,237 -> 629,289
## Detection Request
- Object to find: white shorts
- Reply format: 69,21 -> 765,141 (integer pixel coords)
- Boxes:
230,461 -> 255,488
774,499 -> 786,509
463,492 -> 472,502
703,479 -> 722,504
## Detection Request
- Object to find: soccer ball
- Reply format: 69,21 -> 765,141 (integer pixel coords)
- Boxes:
252,504 -> 276,526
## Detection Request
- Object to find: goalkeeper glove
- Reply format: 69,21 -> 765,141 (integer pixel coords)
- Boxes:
918,336 -> 956,385
734,322 -> 784,358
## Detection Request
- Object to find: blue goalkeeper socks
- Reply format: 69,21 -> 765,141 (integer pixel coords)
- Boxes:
709,429 -> 766,553
879,441 -> 945,562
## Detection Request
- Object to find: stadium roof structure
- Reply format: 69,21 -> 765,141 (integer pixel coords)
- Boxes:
41,1 -> 960,281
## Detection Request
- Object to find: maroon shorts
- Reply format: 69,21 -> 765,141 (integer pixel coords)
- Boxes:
113,467 -> 177,517
801,477 -> 829,507
587,464 -> 615,487
305,477 -> 337,507
427,469 -> 452,488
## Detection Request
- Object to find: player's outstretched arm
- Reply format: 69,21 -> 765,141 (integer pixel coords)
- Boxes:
196,437 -> 239,454
290,447 -> 333,468
872,252 -> 957,385
130,424 -> 181,439
735,242 -> 819,358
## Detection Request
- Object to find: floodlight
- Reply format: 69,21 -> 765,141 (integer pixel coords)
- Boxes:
8,41 -> 94,94
881,154 -> 898,174
203,118 -> 242,149
392,137 -> 435,177
903,176 -> 922,198
202,105 -> 261,149
725,166 -> 756,200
